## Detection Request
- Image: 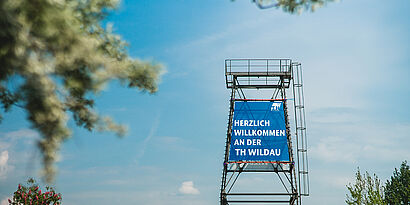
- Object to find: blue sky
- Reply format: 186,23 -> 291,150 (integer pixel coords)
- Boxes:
1,0 -> 410,204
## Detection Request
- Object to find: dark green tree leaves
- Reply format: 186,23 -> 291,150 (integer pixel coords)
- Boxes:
385,161 -> 410,205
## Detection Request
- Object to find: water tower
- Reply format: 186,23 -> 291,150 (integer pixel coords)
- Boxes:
220,59 -> 309,205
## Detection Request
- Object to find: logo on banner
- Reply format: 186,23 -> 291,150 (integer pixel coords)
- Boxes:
271,102 -> 281,111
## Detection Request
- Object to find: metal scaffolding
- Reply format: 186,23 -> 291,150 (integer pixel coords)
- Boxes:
220,59 -> 309,205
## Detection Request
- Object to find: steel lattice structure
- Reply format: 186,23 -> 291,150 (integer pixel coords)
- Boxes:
220,59 -> 309,205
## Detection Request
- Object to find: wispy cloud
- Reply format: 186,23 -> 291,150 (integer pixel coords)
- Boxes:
0,129 -> 40,180
2,129 -> 39,139
310,136 -> 360,163
150,136 -> 196,153
309,121 -> 410,164
0,129 -> 40,149
136,113 -> 160,162
0,151 -> 9,179
310,170 -> 353,190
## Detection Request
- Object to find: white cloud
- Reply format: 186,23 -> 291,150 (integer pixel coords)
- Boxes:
178,181 -> 200,195
310,136 -> 360,163
0,150 -> 9,178
313,172 -> 353,189
3,129 -> 39,139
0,129 -> 41,179
309,122 -> 410,164
0,197 -> 9,205
0,129 -> 40,150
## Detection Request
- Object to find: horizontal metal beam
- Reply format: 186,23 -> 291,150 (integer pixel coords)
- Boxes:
225,193 -> 296,196
227,169 -> 290,173
227,200 -> 290,203
226,71 -> 291,77
227,85 -> 290,89
233,98 -> 286,101
226,58 -> 291,61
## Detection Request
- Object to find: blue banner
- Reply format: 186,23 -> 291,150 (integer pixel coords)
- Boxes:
228,101 -> 290,162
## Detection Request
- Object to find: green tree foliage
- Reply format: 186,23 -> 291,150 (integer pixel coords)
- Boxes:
346,168 -> 385,205
252,0 -> 334,13
385,161 -> 410,204
0,0 -> 163,183
8,178 -> 62,205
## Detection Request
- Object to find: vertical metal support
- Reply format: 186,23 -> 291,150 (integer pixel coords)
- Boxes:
282,74 -> 299,205
221,77 -> 236,205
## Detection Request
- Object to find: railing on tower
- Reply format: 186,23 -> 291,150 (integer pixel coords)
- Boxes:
225,59 -> 292,89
